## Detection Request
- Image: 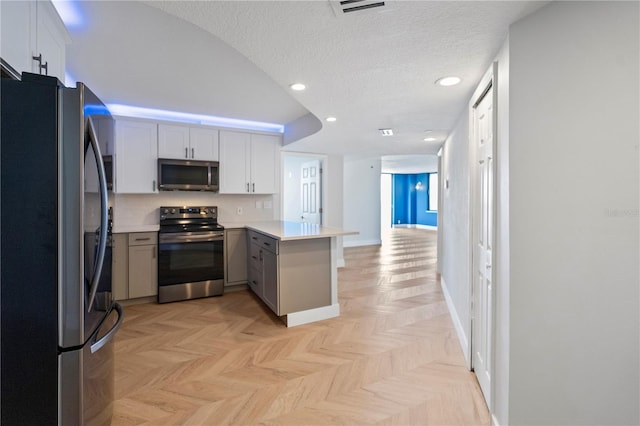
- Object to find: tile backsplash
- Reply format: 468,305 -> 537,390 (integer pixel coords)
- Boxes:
112,192 -> 279,229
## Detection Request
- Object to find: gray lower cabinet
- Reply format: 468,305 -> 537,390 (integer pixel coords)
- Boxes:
261,249 -> 278,312
112,232 -> 158,301
224,228 -> 248,287
112,234 -> 129,300
247,236 -> 269,307
247,230 -> 331,317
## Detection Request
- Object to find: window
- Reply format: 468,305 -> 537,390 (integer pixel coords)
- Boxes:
428,173 -> 438,211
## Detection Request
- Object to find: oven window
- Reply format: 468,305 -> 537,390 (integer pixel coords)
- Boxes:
158,240 -> 223,286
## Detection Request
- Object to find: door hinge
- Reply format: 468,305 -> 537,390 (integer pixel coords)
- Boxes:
319,207 -> 323,214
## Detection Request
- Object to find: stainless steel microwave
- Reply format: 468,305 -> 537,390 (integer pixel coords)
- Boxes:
157,159 -> 219,192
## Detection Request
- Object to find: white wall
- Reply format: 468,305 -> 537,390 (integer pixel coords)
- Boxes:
439,113 -> 471,363
343,156 -> 382,247
325,155 -> 345,264
506,2 -> 639,424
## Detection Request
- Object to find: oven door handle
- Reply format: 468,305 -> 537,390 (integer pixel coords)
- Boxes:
159,233 -> 224,243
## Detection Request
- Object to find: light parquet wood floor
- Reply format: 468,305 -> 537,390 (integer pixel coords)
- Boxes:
111,228 -> 489,425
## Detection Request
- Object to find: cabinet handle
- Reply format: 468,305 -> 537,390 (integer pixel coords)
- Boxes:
247,183 -> 250,192
191,148 -> 194,159
32,54 -> 48,75
252,237 -> 258,240
153,246 -> 156,259
259,249 -> 263,261
252,183 -> 255,192
153,180 -> 156,191
135,238 -> 151,241
185,147 -> 188,158
264,242 -> 271,247
251,255 -> 257,260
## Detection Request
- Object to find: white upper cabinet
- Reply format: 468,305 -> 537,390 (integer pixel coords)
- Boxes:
1,1 -> 32,77
96,117 -> 115,156
158,124 -> 219,161
219,130 -> 251,194
1,0 -> 69,82
114,119 -> 158,194
219,130 -> 279,194
189,127 -> 219,161
158,124 -> 189,159
250,134 -> 279,194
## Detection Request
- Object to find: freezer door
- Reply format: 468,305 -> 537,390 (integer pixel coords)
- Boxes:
59,303 -> 123,425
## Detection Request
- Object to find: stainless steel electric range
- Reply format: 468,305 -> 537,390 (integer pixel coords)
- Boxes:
157,206 -> 224,303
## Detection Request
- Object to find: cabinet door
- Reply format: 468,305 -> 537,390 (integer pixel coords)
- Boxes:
219,130 -> 250,194
250,134 -> 279,194
0,1 -> 34,76
114,120 -> 158,193
35,1 -> 68,82
190,127 -> 219,161
158,124 -> 190,159
128,244 -> 157,298
225,229 -> 247,286
111,234 -> 129,301
262,249 -> 279,314
95,116 -> 114,156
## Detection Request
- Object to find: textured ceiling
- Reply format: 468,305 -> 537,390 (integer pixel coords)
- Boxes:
66,1 -> 547,169
143,0 -> 546,157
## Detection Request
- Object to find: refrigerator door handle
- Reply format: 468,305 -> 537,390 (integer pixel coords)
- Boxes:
90,303 -> 123,353
86,116 -> 109,312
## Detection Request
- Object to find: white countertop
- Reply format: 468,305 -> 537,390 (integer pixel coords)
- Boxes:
233,221 -> 358,241
112,221 -> 357,241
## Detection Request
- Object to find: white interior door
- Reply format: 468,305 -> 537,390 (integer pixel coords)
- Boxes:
472,80 -> 495,407
300,160 -> 321,224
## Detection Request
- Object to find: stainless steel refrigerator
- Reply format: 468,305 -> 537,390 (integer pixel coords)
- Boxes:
1,72 -> 123,425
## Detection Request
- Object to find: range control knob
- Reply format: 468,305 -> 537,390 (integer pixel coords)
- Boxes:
170,208 -> 176,214
162,208 -> 169,214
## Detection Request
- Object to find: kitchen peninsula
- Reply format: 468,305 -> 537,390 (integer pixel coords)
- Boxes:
224,221 -> 357,327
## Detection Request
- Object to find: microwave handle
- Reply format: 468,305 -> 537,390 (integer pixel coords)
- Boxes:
86,116 -> 109,312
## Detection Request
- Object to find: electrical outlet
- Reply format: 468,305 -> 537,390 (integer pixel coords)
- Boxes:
236,207 -> 243,215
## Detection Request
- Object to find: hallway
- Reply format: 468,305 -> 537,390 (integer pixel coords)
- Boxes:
112,228 -> 489,425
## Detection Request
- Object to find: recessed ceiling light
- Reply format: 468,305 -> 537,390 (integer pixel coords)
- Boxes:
435,76 -> 462,87
326,117 -> 337,122
290,83 -> 306,91
379,128 -> 393,136
424,137 -> 437,142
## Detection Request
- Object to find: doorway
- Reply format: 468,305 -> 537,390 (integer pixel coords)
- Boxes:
470,64 -> 497,410
282,153 -> 325,224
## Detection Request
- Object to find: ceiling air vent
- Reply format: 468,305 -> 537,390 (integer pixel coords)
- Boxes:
330,0 -> 386,16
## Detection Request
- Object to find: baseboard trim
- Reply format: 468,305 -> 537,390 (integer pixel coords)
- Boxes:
491,413 -> 500,426
441,277 -> 471,369
343,239 -> 382,248
393,224 -> 438,230
284,303 -> 340,327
